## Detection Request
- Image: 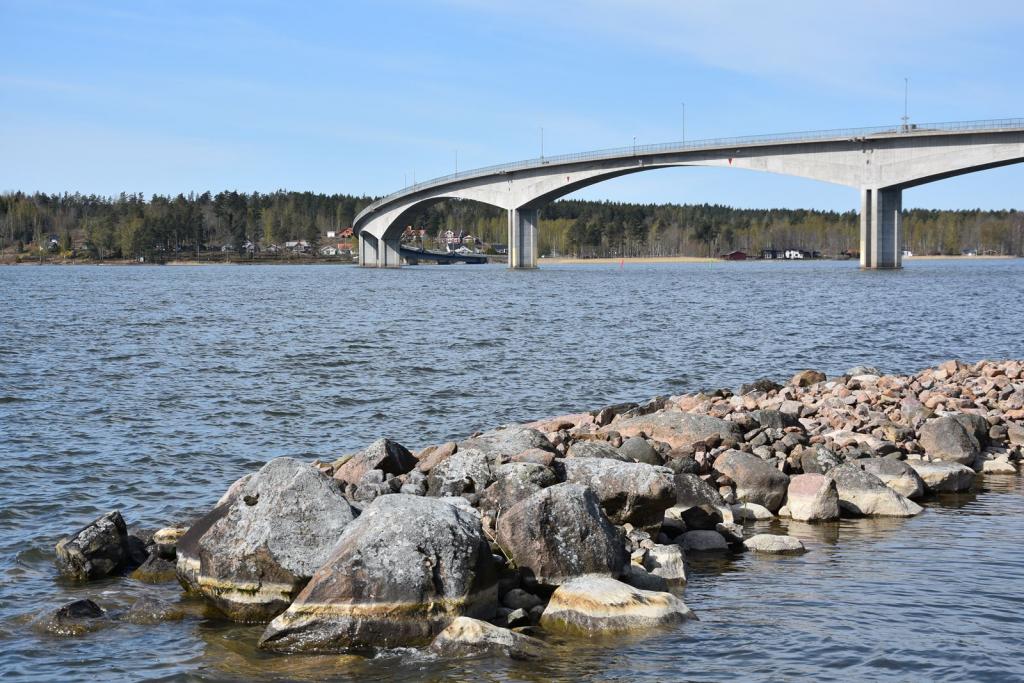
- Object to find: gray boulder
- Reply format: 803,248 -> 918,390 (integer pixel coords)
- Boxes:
496,483 -> 627,587
618,437 -> 663,465
480,462 -> 556,516
560,458 -> 675,532
713,450 -> 789,512
259,495 -> 497,652
55,511 -> 130,581
461,426 -> 555,460
953,413 -> 990,447
333,438 -> 417,486
919,417 -> 980,465
642,543 -> 687,582
540,576 -> 695,634
603,411 -> 742,450
800,445 -> 842,475
427,448 -> 494,498
565,439 -> 631,462
670,473 -> 729,530
430,616 -> 546,660
177,457 -> 356,622
827,463 -> 923,517
907,460 -> 976,493
751,409 -> 799,430
857,458 -> 926,499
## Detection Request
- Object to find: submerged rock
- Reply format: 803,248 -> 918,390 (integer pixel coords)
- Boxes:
429,616 -> 546,660
560,458 -> 675,532
55,510 -> 130,581
540,576 -> 695,634
786,474 -> 839,522
827,463 -> 923,517
130,554 -> 177,583
177,457 -> 356,622
33,599 -> 108,636
713,450 -> 789,512
123,597 -> 186,625
743,534 -> 806,554
495,483 -> 627,587
258,495 -> 496,653
731,502 -> 774,521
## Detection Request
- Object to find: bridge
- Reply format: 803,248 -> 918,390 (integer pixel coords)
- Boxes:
354,119 -> 1024,270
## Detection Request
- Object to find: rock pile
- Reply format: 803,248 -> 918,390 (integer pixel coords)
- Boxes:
51,360 -> 1023,661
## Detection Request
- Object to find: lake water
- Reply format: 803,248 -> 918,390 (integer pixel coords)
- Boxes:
1,259 -> 1022,681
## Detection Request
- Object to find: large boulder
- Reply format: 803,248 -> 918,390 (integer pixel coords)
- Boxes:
427,448 -> 494,498
430,616 -> 546,660
907,460 -> 976,493
461,426 -> 555,460
670,473 -> 729,530
560,458 -> 675,531
786,474 -> 839,522
55,511 -> 130,581
713,450 -> 789,512
333,438 -> 417,485
177,458 -> 356,622
539,576 -> 695,634
857,459 -> 926,499
495,483 -> 627,587
827,463 -> 923,517
918,417 -> 980,465
603,411 -> 742,450
565,440 -> 631,462
680,530 -> 729,552
791,369 -> 827,387
259,495 -> 496,652
480,462 -> 557,516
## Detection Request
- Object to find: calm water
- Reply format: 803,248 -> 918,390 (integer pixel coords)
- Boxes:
1,259 -> 1022,681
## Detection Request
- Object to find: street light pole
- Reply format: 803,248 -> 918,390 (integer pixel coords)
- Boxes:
633,136 -> 637,155
540,127 -> 544,159
682,102 -> 686,143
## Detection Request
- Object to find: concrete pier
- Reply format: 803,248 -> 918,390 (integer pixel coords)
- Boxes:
508,208 -> 538,269
358,233 -> 401,267
860,187 -> 903,269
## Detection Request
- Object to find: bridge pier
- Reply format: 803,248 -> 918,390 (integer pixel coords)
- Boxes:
357,232 -> 402,267
860,187 -> 903,269
508,208 -> 538,269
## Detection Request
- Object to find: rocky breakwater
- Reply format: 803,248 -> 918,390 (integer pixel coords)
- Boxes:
47,359 -> 1024,662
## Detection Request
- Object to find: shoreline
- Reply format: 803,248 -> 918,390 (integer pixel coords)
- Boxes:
44,359 -> 1024,661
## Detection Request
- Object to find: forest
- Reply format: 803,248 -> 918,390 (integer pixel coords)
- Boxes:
2,190 -> 1022,260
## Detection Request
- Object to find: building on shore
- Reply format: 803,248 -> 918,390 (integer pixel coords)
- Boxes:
720,250 -> 747,260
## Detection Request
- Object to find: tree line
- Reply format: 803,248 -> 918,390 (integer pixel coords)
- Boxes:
2,190 -> 1023,259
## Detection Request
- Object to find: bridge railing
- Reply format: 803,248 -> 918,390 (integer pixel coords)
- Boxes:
358,118 -> 1024,220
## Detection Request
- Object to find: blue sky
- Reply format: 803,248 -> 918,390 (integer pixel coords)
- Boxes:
2,0 -> 1023,211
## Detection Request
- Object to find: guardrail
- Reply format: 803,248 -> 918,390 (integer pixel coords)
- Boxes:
357,118 -> 1024,220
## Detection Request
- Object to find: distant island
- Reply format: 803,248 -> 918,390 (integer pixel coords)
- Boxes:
2,191 -> 1022,264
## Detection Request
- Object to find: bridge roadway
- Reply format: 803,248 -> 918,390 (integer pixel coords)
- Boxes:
354,119 -> 1024,270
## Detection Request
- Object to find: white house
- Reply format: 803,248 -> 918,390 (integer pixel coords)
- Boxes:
784,249 -> 805,259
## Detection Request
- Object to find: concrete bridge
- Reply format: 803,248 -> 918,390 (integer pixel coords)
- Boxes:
354,119 -> 1024,270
